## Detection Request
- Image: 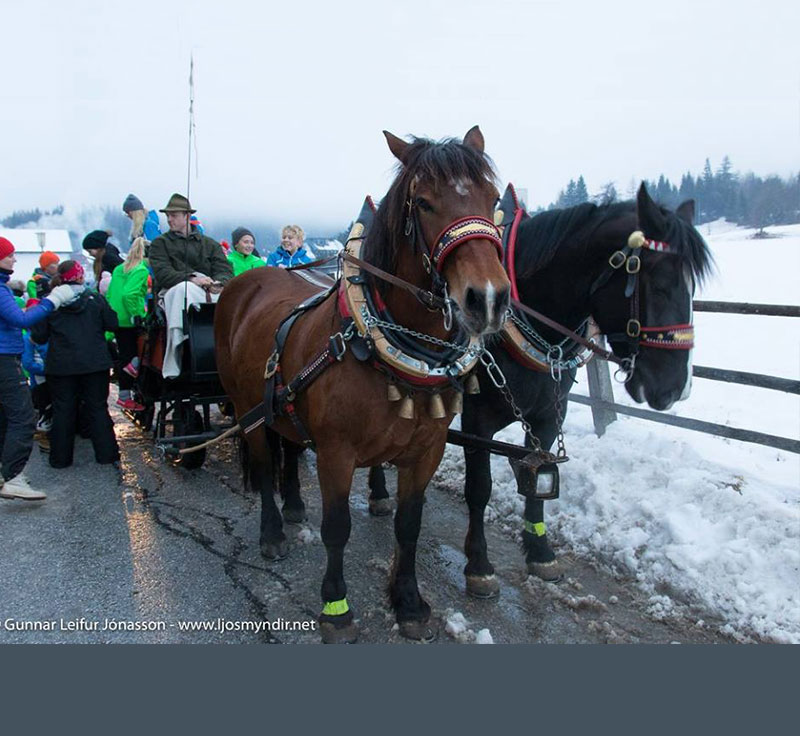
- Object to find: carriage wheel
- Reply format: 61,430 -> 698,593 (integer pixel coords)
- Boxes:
171,406 -> 207,470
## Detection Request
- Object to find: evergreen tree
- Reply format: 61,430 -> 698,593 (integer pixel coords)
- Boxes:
716,155 -> 738,220
575,176 -> 589,203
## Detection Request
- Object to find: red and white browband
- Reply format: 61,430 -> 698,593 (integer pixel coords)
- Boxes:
430,216 -> 503,272
628,230 -> 672,253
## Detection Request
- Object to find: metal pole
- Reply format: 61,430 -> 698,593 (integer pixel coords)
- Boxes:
187,54 -> 194,199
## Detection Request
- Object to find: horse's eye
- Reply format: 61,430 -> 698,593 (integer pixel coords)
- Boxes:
415,197 -> 433,212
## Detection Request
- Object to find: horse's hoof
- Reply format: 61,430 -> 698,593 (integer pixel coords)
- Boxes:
398,619 -> 438,642
319,620 -> 359,644
465,574 -> 500,599
368,497 -> 394,516
527,559 -> 564,583
282,506 -> 307,524
260,539 -> 289,560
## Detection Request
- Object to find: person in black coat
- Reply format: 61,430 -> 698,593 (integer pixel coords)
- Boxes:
31,260 -> 120,469
83,230 -> 124,293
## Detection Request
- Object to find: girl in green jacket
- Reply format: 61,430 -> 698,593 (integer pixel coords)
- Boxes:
106,237 -> 149,411
227,227 -> 265,277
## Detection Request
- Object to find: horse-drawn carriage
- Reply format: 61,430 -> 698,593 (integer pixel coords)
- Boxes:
127,299 -> 232,469
117,126 -> 707,642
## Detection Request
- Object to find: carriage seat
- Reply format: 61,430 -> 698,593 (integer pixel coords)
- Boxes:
138,302 -> 219,381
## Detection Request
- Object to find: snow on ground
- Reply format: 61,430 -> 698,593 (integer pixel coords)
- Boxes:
434,221 -> 800,644
444,610 -> 494,644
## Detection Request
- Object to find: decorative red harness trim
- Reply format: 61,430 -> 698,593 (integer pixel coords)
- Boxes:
643,238 -> 671,252
639,323 -> 695,350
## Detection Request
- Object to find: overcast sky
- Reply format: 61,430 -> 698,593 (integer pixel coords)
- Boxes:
2,0 -> 798,231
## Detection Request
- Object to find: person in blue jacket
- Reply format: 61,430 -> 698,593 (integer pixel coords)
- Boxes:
0,237 -> 75,501
122,193 -> 162,245
21,303 -> 52,435
267,225 -> 314,268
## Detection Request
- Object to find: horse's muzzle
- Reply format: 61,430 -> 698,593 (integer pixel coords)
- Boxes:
460,282 -> 510,335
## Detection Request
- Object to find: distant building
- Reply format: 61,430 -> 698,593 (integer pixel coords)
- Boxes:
0,228 -> 76,280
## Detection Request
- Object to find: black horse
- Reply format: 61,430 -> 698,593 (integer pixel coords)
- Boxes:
367,183 -> 713,595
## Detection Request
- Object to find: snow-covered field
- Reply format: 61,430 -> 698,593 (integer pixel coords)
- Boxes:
435,221 -> 800,644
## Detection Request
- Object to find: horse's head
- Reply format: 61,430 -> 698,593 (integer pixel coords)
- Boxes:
591,183 -> 713,411
376,126 -> 510,336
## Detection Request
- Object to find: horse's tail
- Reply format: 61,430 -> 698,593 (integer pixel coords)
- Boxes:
238,427 -> 282,494
237,434 -> 251,493
268,429 -> 283,497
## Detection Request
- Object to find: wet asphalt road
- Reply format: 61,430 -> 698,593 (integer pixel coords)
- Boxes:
0,405 -> 733,644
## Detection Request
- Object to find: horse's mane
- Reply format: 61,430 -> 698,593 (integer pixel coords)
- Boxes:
516,200 -> 713,284
362,137 -> 497,278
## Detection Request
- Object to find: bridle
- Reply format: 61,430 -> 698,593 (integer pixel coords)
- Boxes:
589,230 -> 695,380
404,194 -> 503,312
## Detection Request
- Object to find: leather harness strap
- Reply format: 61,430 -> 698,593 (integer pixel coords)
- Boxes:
341,252 -> 446,311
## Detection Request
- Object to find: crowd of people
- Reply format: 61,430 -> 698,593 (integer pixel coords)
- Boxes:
0,192 -> 314,502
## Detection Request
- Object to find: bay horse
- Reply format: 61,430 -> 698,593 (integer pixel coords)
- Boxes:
215,127 -> 510,642
367,183 -> 713,596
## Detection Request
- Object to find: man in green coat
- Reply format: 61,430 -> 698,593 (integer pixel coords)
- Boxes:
148,193 -> 232,292
149,193 -> 233,378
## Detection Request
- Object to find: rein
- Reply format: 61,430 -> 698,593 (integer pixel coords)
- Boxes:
341,251 -> 447,311
510,298 -> 623,366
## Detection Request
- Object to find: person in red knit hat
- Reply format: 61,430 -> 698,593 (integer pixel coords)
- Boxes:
27,250 -> 61,300
0,237 -> 75,500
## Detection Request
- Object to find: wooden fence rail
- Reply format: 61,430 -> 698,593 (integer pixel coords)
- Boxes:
577,300 -> 800,453
693,301 -> 800,317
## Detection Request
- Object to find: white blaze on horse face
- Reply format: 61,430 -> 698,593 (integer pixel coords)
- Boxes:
450,178 -> 471,197
679,267 -> 694,401
485,280 -> 496,325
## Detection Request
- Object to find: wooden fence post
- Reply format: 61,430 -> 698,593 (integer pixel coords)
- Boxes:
585,336 -> 617,436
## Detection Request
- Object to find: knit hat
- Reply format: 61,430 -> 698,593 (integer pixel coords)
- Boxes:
0,236 -> 15,260
60,261 -> 85,284
82,230 -> 111,251
231,227 -> 255,246
39,251 -> 60,269
160,193 -> 196,214
123,193 -> 145,213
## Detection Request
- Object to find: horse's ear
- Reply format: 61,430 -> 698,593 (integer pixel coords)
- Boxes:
383,131 -> 410,163
637,182 -> 668,235
676,199 -> 696,225
462,125 -> 485,153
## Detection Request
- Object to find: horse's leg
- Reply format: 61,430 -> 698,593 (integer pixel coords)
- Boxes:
462,446 -> 502,598
250,429 -> 288,560
367,465 -> 393,516
316,449 -> 358,644
280,440 -> 307,524
520,418 -> 562,582
390,447 -> 440,641
461,408 -> 504,599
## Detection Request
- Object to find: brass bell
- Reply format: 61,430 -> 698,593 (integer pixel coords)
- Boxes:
398,395 -> 415,420
387,384 -> 402,402
465,374 -> 480,394
428,393 -> 446,419
449,391 -> 463,415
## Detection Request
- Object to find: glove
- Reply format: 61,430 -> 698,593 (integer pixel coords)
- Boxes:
45,284 -> 78,309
